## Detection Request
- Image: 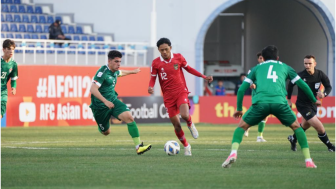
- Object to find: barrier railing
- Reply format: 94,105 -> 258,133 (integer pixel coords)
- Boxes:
0,39 -> 149,66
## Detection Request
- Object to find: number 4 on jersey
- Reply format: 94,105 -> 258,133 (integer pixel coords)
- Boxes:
267,65 -> 278,82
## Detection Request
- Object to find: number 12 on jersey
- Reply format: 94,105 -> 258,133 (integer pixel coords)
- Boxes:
267,65 -> 278,82
160,72 -> 167,80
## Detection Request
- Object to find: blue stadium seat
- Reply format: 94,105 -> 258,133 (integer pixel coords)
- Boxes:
2,23 -> 9,32
97,36 -> 104,41
14,0 -> 21,4
2,4 -> 9,12
40,34 -> 47,39
36,42 -> 44,53
35,6 -> 42,14
19,24 -> 26,32
6,14 -> 13,22
14,14 -> 21,22
35,25 -> 42,33
26,44 -> 35,53
68,46 -> 76,54
24,34 -> 31,39
61,25 -> 67,34
1,0 -> 5,3
88,44 -> 95,54
22,15 -> 29,23
78,44 -> 85,54
15,33 -> 22,38
31,15 -> 38,23
39,15 -> 46,23
32,34 -> 39,39
1,33 -> 5,38
6,33 -> 14,38
18,5 -> 25,13
7,0 -> 13,3
10,23 -> 18,32
76,26 -> 83,34
55,16 -> 62,23
1,14 -> 5,22
27,24 -> 34,32
10,5 -> 17,13
73,35 -> 80,41
44,25 -> 49,33
81,36 -> 88,41
27,6 -> 33,13
68,25 -> 75,34
89,36 -> 96,41
47,15 -> 54,24
65,35 -> 72,40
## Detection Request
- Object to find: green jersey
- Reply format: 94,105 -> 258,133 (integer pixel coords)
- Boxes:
90,65 -> 122,109
245,60 -> 299,105
1,57 -> 18,100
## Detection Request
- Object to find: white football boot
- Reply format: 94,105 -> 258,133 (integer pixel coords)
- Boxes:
188,123 -> 199,139
184,144 -> 192,156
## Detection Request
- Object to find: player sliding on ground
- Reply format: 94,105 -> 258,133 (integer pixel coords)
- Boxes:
90,50 -> 151,155
222,45 -> 321,168
148,38 -> 213,156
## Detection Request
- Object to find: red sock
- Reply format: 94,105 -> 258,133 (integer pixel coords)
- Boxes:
187,115 -> 192,127
174,129 -> 189,147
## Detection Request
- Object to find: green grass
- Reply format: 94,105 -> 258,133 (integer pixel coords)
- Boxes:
1,123 -> 335,189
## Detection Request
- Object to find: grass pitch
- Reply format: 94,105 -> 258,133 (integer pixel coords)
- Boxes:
2,123 -> 335,189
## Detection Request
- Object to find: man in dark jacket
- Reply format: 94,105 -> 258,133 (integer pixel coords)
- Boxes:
49,20 -> 70,42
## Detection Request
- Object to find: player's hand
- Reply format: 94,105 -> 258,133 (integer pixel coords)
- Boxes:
11,87 -> 16,95
250,84 -> 256,89
104,101 -> 114,109
287,99 -> 292,108
316,90 -> 324,99
132,68 -> 141,74
233,111 -> 243,119
205,75 -> 213,83
315,100 -> 322,107
148,87 -> 154,94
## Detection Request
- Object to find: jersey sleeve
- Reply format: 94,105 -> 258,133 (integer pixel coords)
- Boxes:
117,70 -> 122,77
244,66 -> 256,85
180,54 -> 188,68
92,68 -> 106,87
320,71 -> 332,97
9,62 -> 18,80
150,61 -> 157,76
287,66 -> 300,84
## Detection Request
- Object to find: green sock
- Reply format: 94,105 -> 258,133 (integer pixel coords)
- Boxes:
294,127 -> 311,159
127,121 -> 141,146
232,127 -> 245,145
258,121 -> 265,137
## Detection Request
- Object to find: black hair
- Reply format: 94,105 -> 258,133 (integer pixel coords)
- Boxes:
240,73 -> 246,77
261,45 -> 278,61
304,55 -> 316,61
2,39 -> 15,49
108,50 -> 122,60
256,52 -> 262,57
157,38 -> 171,48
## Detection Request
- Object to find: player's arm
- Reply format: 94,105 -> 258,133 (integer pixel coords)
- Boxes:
180,55 -> 213,83
90,83 -> 114,109
148,63 -> 157,94
10,63 -> 18,95
318,72 -> 332,98
286,80 -> 295,107
119,68 -> 140,77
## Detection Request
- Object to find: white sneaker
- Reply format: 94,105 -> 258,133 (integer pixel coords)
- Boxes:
256,136 -> 266,142
184,144 -> 192,156
188,123 -> 199,139
244,128 -> 250,137
222,153 -> 237,168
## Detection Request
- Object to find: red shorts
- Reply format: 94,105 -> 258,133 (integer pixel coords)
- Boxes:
164,92 -> 190,118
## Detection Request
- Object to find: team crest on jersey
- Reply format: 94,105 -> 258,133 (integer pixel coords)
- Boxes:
9,68 -> 12,73
315,83 -> 321,89
174,64 -> 178,70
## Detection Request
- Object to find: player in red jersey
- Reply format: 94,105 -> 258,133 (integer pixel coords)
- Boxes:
148,38 -> 213,156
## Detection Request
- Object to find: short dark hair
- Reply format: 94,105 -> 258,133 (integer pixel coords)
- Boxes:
304,55 -> 316,60
240,73 -> 246,77
261,45 -> 278,61
108,50 -> 122,60
157,38 -> 171,48
3,39 -> 15,49
256,52 -> 262,57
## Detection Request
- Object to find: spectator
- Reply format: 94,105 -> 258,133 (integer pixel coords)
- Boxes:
49,20 -> 70,45
235,73 -> 251,95
215,80 -> 225,96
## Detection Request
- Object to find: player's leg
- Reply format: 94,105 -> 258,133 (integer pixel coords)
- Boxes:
244,127 -> 250,137
222,104 -> 267,168
114,99 -> 151,155
289,119 -> 308,151
272,104 -> 316,168
1,100 -> 7,119
305,116 -> 335,151
169,114 -> 192,156
177,93 -> 198,139
91,108 -> 112,136
256,118 -> 267,142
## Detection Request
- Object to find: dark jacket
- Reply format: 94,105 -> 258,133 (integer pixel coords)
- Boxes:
234,80 -> 252,95
49,23 -> 64,39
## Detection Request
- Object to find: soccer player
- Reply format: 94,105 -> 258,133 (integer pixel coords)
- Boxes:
244,52 -> 267,142
90,50 -> 151,155
287,55 -> 335,152
148,38 -> 213,156
1,39 -> 18,119
222,45 -> 320,168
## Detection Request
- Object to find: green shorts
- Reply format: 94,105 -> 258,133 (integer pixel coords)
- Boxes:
1,101 -> 7,118
91,98 -> 129,132
243,103 -> 296,126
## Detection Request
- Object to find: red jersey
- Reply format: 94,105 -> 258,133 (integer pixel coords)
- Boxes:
150,53 -> 189,101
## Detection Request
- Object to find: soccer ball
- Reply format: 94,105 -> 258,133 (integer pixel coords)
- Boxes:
164,140 -> 180,155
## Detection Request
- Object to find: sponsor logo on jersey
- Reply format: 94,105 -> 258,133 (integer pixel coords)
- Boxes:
315,83 -> 321,89
306,112 -> 311,116
97,72 -> 103,77
174,64 -> 178,70
161,68 -> 164,71
303,78 -> 306,81
19,102 -> 36,122
9,68 -> 12,73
